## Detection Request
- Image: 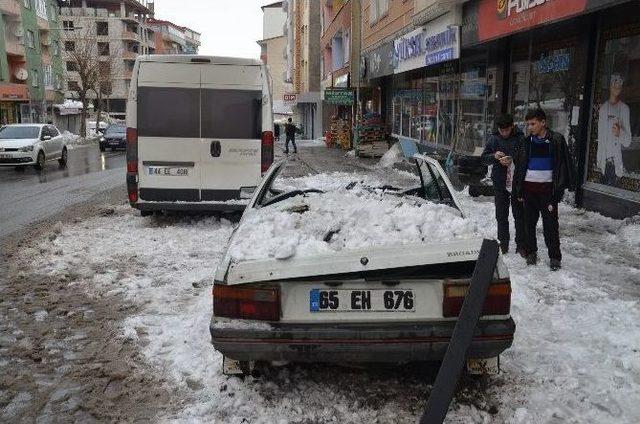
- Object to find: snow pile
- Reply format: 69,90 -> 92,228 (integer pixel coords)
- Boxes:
229,184 -> 476,262
376,142 -> 403,168
60,130 -> 83,146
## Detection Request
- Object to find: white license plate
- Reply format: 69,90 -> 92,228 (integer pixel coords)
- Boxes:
147,167 -> 189,176
310,289 -> 415,312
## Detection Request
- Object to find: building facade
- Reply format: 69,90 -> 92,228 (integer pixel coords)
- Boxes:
60,0 -> 155,118
258,1 -> 289,120
1,0 -> 65,124
359,0 -> 639,218
284,0 -> 321,139
147,18 -> 200,55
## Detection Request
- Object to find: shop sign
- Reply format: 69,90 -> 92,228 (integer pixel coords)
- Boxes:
283,93 -> 297,102
324,89 -> 354,105
462,0 -> 623,46
393,14 -> 460,74
365,42 -> 394,80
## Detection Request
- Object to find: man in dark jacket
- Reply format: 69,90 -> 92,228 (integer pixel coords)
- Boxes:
284,118 -> 297,154
513,109 -> 572,271
481,114 -> 525,255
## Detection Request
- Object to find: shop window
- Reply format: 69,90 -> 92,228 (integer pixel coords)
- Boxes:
587,20 -> 640,194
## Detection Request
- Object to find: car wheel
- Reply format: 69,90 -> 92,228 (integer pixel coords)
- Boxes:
99,144 -> 105,152
34,151 -> 45,170
58,147 -> 68,168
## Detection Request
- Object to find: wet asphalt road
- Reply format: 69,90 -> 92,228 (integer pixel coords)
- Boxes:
0,144 -> 127,240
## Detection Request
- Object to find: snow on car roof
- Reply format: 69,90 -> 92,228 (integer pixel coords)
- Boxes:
228,174 -> 480,263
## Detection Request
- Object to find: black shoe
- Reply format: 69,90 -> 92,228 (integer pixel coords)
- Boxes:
526,253 -> 538,266
550,258 -> 562,271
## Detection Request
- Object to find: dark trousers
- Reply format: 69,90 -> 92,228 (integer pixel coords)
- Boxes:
285,136 -> 297,153
523,190 -> 561,261
494,189 -> 525,252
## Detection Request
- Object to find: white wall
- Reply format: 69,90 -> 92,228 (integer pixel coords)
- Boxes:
263,6 -> 286,39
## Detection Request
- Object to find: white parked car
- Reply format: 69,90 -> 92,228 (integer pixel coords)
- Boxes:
211,155 -> 515,375
0,124 -> 68,170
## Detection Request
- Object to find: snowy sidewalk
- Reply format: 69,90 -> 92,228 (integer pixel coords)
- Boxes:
2,144 -> 639,423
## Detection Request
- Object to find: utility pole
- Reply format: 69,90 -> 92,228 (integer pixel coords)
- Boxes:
353,0 -> 362,157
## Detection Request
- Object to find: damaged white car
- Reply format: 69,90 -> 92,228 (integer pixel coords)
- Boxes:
211,156 -> 515,374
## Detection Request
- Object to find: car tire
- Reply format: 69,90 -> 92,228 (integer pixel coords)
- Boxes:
34,151 -> 45,171
140,210 -> 153,217
99,144 -> 105,152
58,147 -> 68,168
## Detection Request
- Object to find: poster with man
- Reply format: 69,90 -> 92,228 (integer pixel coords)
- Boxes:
597,74 -> 632,185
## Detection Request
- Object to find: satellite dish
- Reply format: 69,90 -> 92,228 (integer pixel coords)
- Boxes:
15,68 -> 28,81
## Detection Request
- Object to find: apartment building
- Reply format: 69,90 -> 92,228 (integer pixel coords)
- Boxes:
147,18 -> 200,55
60,0 -> 155,118
284,0 -> 321,139
257,1 -> 288,120
1,0 -> 65,124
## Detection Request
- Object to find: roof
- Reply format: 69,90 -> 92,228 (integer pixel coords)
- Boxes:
261,1 -> 283,10
146,18 -> 201,35
137,55 -> 262,66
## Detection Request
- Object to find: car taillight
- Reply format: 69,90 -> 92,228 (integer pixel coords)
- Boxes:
213,284 -> 280,321
443,279 -> 511,317
126,127 -> 138,203
261,130 -> 274,174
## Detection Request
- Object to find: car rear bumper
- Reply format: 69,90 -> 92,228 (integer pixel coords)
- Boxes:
210,318 -> 515,363
133,200 -> 247,212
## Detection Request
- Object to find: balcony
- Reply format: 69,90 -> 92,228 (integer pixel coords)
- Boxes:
5,38 -> 25,57
0,0 -> 21,16
122,30 -> 140,41
122,51 -> 138,61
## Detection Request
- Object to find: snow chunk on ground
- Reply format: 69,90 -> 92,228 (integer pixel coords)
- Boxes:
229,181 -> 477,262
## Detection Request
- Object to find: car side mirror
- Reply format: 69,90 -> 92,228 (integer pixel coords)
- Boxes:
42,135 -> 52,141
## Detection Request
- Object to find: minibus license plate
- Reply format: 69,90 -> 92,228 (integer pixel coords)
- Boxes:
148,167 -> 189,176
310,289 -> 415,312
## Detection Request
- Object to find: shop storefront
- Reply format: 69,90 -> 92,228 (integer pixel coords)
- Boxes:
389,12 -> 462,152
460,0 -> 639,218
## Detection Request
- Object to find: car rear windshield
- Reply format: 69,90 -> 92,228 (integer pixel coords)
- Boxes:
0,126 -> 40,139
106,125 -> 126,135
137,86 -> 262,139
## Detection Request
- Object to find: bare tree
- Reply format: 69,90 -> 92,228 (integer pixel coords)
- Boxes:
63,26 -> 102,137
92,44 -> 122,128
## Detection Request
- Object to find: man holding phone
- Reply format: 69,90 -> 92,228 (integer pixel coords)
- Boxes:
482,114 -> 525,255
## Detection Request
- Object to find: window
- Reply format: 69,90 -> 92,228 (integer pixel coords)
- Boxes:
54,74 -> 62,90
202,89 -> 262,139
64,41 -> 75,51
98,42 -> 110,56
53,40 -> 60,56
369,0 -> 389,25
66,61 -> 77,72
26,30 -> 35,48
98,62 -> 110,78
48,125 -> 60,137
43,64 -> 53,88
96,21 -> 108,36
137,86 -> 200,138
32,69 -> 39,87
35,0 -> 47,20
23,0 -> 30,9
63,20 -> 74,31
68,80 -> 80,91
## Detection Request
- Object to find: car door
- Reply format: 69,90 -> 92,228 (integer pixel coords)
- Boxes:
48,125 -> 63,158
414,154 -> 464,214
200,64 -> 263,202
39,126 -> 53,157
136,61 -> 203,202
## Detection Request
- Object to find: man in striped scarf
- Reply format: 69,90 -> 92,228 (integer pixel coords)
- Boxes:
513,109 -> 573,271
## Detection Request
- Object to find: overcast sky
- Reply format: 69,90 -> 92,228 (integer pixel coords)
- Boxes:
152,0 -> 276,58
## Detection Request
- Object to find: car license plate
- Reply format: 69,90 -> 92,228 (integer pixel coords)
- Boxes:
0,154 -> 11,159
147,166 -> 189,176
310,289 -> 415,312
